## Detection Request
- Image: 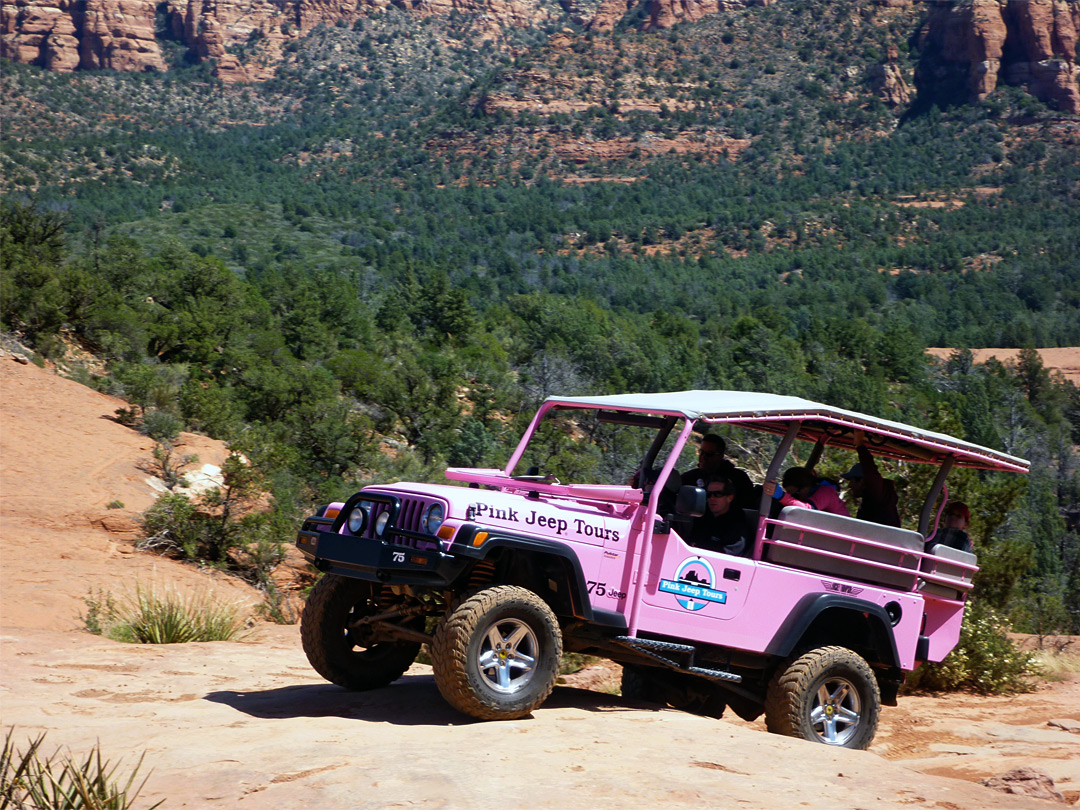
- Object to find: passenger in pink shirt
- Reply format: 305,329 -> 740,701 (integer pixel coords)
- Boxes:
778,466 -> 850,516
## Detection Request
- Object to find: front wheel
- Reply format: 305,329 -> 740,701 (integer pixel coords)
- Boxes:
300,575 -> 420,691
432,585 -> 562,720
764,646 -> 880,749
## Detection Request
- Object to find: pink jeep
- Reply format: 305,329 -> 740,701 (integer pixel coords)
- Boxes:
295,391 -> 1027,748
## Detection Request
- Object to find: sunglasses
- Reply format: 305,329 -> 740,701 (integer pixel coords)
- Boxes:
707,491 -> 731,498
699,450 -> 722,458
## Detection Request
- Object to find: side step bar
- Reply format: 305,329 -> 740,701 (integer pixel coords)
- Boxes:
614,636 -> 742,683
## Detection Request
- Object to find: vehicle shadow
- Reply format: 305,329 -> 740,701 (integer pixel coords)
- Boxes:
204,675 -> 640,726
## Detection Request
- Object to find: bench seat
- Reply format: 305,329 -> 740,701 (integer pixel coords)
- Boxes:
766,506 -> 925,591
919,544 -> 977,600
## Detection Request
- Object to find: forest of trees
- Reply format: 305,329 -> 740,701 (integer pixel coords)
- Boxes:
3,199 -> 1078,634
2,0 -> 1078,634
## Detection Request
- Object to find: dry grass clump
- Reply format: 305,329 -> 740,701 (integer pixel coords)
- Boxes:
1,728 -> 161,809
1030,639 -> 1080,683
82,583 -> 248,644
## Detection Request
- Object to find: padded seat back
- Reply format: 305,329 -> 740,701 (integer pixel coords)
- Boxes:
767,506 -> 924,591
919,544 -> 977,600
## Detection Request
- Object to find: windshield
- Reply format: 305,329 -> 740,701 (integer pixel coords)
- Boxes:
512,408 -> 685,486
511,408 -> 776,490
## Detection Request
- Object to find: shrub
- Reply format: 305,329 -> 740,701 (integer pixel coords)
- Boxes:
150,441 -> 197,490
139,493 -> 201,557
905,600 -> 1039,694
1032,640 -> 1080,682
140,408 -> 183,443
255,578 -> 300,625
559,652 -> 601,675
1,728 -> 162,810
137,453 -> 279,577
82,583 -> 248,644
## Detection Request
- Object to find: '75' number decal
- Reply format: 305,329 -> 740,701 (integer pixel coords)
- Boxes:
587,581 -> 627,600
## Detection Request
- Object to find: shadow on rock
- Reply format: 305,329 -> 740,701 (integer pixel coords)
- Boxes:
545,685 -> 641,713
205,676 -> 639,725
204,673 -> 469,726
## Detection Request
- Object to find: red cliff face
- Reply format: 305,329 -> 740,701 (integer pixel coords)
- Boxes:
920,0 -> 1080,113
3,0 -> 1077,113
1,0 -> 554,80
587,0 -> 770,33
80,0 -> 167,70
0,0 -> 169,72
0,0 -> 770,62
645,0 -> 771,33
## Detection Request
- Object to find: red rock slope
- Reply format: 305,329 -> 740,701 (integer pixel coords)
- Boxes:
0,356 -> 257,630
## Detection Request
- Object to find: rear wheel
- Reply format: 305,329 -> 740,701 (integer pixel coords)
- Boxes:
620,664 -> 663,703
764,646 -> 880,749
432,586 -> 562,720
300,575 -> 420,690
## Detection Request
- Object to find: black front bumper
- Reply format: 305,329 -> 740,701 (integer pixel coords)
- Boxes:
296,494 -> 471,585
296,527 -> 466,584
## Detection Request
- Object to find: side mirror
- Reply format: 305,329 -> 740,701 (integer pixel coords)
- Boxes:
676,485 -> 706,518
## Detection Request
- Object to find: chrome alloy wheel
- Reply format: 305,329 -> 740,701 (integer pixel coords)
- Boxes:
808,676 -> 862,745
476,618 -> 538,693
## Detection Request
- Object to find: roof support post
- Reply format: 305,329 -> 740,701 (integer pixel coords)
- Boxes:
753,421 -> 801,560
919,454 -> 955,538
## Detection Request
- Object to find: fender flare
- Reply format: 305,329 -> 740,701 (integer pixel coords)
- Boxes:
450,525 -> 627,630
765,593 -> 901,669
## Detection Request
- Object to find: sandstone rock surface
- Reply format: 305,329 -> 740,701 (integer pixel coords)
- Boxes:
868,59 -> 913,106
981,766 -> 1068,803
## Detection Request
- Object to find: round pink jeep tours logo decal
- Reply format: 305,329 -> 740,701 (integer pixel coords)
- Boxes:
659,558 -> 727,611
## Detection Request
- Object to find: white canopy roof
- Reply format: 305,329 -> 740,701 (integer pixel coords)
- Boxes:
545,390 -> 1028,472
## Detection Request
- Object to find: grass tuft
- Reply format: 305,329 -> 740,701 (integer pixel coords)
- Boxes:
82,583 -> 248,644
1,728 -> 163,809
1031,643 -> 1080,683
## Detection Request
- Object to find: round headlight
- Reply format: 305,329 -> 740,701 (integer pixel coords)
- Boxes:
374,511 -> 390,537
347,507 -> 366,534
422,503 -> 445,535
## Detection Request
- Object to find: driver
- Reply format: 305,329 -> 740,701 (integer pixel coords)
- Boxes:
682,434 -> 755,508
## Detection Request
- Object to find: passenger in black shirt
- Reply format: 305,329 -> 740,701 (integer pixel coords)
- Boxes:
840,430 -> 901,527
690,477 -> 750,557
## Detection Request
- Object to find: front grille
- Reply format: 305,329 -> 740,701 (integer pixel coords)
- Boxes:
350,494 -> 442,551
395,497 -> 424,533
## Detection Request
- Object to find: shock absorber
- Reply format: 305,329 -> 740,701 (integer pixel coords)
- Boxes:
466,558 -> 497,590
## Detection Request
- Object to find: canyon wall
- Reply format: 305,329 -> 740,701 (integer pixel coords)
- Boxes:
2,0 -> 1078,113
1,0 -> 554,80
918,0 -> 1080,113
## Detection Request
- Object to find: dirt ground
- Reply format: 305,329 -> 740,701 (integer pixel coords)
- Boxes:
926,347 -> 1080,386
2,355 -> 1078,809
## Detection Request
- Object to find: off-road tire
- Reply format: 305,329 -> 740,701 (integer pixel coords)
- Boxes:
620,664 -> 664,703
300,574 -> 420,691
764,646 -> 880,749
431,585 -> 562,720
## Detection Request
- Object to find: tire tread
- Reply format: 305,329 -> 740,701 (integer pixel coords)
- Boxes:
764,645 -> 880,749
300,574 -> 418,691
432,585 -> 561,720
